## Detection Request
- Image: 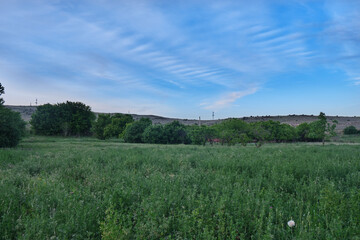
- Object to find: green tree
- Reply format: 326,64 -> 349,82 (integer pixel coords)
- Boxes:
142,124 -> 167,144
0,107 -> 26,147
123,118 -> 152,143
212,119 -> 250,145
276,123 -> 297,142
57,101 -> 95,136
0,84 -> 26,147
30,104 -> 63,135
93,114 -> 112,140
104,114 -> 134,139
30,101 -> 95,136
0,82 -> 4,105
249,123 -> 270,147
189,125 -> 216,145
296,122 -> 310,141
163,121 -> 190,144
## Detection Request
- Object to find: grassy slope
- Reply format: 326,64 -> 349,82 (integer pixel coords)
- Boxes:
1,137 -> 360,239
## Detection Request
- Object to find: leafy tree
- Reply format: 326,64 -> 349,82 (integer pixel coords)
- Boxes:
249,123 -> 270,147
296,122 -> 310,141
0,82 -> 4,105
30,101 -> 95,136
306,120 -> 325,142
30,104 -> 63,135
93,113 -> 133,140
0,86 -> 26,147
93,114 -> 112,140
217,129 -> 238,146
324,119 -> 338,143
189,125 -> 216,145
276,123 -> 297,142
238,133 -> 250,146
256,120 -> 281,141
343,126 -> 358,135
0,107 -> 26,147
302,112 -> 337,144
104,114 -> 134,139
142,124 -> 167,144
123,118 -> 152,143
163,121 -> 190,144
212,119 -> 249,145
57,101 -> 95,136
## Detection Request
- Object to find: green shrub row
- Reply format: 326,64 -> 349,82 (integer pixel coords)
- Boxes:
27,102 -> 337,146
118,112 -> 337,146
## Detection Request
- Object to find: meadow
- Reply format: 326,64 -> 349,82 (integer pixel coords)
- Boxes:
1,137 -> 360,239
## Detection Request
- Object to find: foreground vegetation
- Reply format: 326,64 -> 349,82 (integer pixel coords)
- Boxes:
1,137 -> 360,239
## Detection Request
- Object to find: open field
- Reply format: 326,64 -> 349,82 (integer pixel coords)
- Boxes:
1,137 -> 360,239
5,105 -> 360,133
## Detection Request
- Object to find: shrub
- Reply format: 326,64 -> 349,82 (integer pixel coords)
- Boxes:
58,101 -> 95,136
276,123 -> 297,142
189,125 -> 216,145
163,121 -> 190,144
30,104 -> 63,135
238,133 -> 250,146
93,114 -> 112,140
249,124 -> 270,147
344,126 -> 358,135
296,122 -> 310,141
0,106 -> 26,147
142,124 -> 167,144
123,118 -> 152,143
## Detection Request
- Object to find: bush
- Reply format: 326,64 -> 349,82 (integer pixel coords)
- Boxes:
142,124 -> 167,144
0,106 -> 26,147
163,121 -> 190,144
123,118 -> 152,143
93,114 -> 112,140
189,125 -> 216,145
30,104 -> 63,135
58,101 -> 95,136
296,122 -> 310,141
94,114 -> 134,140
344,126 -> 358,135
276,123 -> 297,142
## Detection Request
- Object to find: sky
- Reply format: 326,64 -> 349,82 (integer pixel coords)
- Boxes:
0,0 -> 359,119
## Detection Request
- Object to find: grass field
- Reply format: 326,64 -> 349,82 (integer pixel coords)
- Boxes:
1,137 -> 360,239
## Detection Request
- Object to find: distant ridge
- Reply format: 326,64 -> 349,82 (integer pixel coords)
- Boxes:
5,105 -> 360,133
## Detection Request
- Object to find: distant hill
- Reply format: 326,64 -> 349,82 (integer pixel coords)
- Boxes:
5,105 -> 360,133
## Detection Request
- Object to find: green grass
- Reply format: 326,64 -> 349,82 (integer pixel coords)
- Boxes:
1,137 -> 360,239
332,134 -> 360,143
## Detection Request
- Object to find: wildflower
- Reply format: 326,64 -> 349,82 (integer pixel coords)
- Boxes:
287,220 -> 295,228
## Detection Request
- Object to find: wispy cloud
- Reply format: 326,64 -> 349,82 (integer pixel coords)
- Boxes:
203,87 -> 258,110
0,0 -> 359,117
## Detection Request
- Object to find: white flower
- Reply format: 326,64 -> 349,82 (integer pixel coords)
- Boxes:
287,220 -> 295,228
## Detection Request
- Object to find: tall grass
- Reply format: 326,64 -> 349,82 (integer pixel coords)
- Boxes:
1,137 -> 359,239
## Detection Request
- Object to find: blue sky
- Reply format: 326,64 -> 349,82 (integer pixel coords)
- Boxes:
1,0 -> 359,119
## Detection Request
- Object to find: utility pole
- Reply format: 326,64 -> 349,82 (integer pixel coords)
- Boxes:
212,111 -> 214,120
35,99 -> 38,106
198,116 -> 201,126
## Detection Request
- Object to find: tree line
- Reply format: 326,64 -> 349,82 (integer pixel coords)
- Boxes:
0,81 -> 341,147
27,99 -> 338,146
